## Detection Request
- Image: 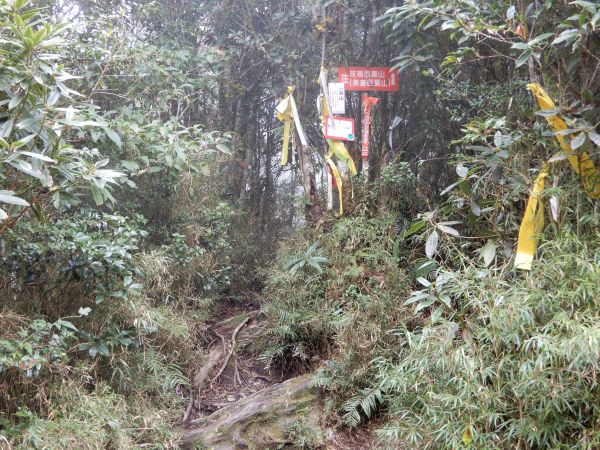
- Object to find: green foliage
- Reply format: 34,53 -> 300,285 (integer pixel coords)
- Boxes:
16,380 -> 181,448
283,418 -> 325,449
285,242 -> 328,275
2,0 -> 600,448
2,211 -> 146,308
135,350 -> 189,393
0,2 -> 242,446
261,214 -> 409,376
372,233 -> 600,449
0,0 -> 125,223
0,316 -> 72,378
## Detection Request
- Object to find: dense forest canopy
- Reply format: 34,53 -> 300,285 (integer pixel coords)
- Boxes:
1,0 -> 599,448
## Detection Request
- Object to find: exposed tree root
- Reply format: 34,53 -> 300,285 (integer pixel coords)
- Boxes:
183,345 -> 224,423
211,316 -> 250,384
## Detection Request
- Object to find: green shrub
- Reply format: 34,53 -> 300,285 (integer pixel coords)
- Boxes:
261,214 -> 409,378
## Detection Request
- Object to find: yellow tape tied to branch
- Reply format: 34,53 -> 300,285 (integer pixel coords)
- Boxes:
327,139 -> 357,176
276,86 -> 307,166
514,84 -> 600,271
514,164 -> 549,270
527,84 -> 600,198
325,154 -> 343,215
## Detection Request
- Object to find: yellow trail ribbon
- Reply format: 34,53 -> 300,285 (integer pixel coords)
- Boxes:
276,87 -> 308,167
514,164 -> 549,271
276,95 -> 292,166
515,84 -> 600,270
326,139 -> 357,176
527,83 -> 600,198
325,154 -> 343,215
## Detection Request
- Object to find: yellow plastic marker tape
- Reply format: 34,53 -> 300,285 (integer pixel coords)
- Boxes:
325,154 -> 343,215
515,84 -> 600,270
276,87 -> 307,166
514,164 -> 549,270
327,139 -> 357,176
527,83 -> 600,198
276,94 -> 292,166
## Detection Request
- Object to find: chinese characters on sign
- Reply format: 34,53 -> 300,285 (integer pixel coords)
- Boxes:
361,94 -> 379,159
338,67 -> 399,92
328,82 -> 346,115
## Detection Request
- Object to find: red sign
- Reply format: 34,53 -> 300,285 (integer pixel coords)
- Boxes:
338,67 -> 399,91
361,94 -> 379,159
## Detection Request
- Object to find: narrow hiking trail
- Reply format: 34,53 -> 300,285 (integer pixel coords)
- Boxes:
179,299 -> 378,449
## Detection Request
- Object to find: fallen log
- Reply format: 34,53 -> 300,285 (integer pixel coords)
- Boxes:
180,374 -> 318,449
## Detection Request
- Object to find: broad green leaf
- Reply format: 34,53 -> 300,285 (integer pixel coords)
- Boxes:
417,277 -> 431,287
506,5 -> 516,20
571,132 -> 586,149
0,192 -> 29,206
16,151 -> 56,163
47,90 -> 60,106
458,180 -> 473,196
548,152 -> 574,162
481,241 -> 497,267
589,132 -> 600,147
94,169 -> 126,179
510,42 -> 530,50
0,120 -> 14,138
404,292 -> 431,305
90,185 -> 104,205
528,32 -> 553,46
552,29 -> 579,45
425,230 -> 439,258
515,50 -> 532,67
415,298 -> 435,312
440,181 -> 459,196
494,131 -> 503,148
402,219 -> 427,237
535,108 -> 560,117
470,201 -> 481,216
431,306 -> 444,323
572,0 -> 598,10
105,128 -> 122,147
54,319 -> 78,332
8,92 -> 25,110
439,295 -> 452,308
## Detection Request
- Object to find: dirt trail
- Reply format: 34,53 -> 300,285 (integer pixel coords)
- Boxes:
184,305 -> 284,422
181,299 -> 378,449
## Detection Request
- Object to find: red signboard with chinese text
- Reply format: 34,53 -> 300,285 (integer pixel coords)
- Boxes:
361,94 -> 379,158
338,67 -> 399,92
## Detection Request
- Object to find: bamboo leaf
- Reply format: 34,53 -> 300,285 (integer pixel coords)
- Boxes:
437,224 -> 460,236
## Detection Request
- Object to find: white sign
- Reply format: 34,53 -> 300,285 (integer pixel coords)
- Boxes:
324,116 -> 355,141
328,82 -> 346,115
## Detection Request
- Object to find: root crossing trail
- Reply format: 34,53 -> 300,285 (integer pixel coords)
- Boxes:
180,300 -> 377,449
